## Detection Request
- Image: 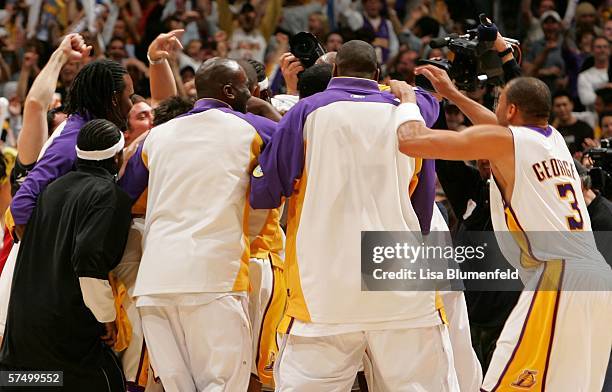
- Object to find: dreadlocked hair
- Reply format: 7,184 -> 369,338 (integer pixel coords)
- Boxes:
76,119 -> 123,175
65,59 -> 128,128
246,59 -> 266,83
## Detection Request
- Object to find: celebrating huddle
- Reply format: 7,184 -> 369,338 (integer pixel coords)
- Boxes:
0,32 -> 610,392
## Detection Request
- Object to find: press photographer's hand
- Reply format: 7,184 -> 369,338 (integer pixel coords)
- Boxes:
280,52 -> 304,96
414,64 -> 459,99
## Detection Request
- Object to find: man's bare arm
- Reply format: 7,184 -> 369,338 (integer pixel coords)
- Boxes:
148,30 -> 184,108
397,121 -> 512,161
19,34 -> 91,165
389,80 -> 512,161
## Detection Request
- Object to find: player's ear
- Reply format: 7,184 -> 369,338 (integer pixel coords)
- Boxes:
332,64 -> 338,77
223,84 -> 235,100
507,103 -> 518,122
374,67 -> 380,82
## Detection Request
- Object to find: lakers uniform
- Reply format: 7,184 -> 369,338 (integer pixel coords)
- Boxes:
247,205 -> 287,387
128,98 -> 276,392
251,78 -> 459,391
483,125 -> 612,392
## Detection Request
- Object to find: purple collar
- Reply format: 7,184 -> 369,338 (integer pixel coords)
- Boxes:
524,124 -> 553,137
193,98 -> 232,111
178,98 -> 233,119
327,77 -> 380,93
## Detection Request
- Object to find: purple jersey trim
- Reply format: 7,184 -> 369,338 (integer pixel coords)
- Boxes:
524,125 -> 553,137
10,112 -> 91,225
118,141 -> 149,201
119,98 -> 276,201
250,77 -> 440,217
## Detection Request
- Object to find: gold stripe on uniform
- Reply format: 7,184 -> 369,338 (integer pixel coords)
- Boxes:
283,167 -> 311,322
491,260 -> 564,391
233,132 -> 264,291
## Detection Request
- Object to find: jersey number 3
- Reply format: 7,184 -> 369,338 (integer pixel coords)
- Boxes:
556,183 -> 584,230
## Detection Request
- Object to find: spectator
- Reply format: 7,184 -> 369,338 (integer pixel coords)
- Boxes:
605,19 -> 612,43
600,111 -> 612,139
385,48 -> 418,83
324,31 -> 344,52
56,60 -> 82,102
552,90 -> 594,156
107,37 -> 129,63
124,95 -> 153,147
578,36 -> 610,111
521,0 -> 556,46
280,0 -> 326,35
571,2 -> 602,40
178,39 -> 204,71
343,0 -> 399,64
308,11 -> 329,42
524,10 -> 566,93
228,3 -> 267,62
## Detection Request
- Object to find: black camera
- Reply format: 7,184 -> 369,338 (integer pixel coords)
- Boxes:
290,32 -> 326,69
585,139 -> 612,197
417,14 -> 507,92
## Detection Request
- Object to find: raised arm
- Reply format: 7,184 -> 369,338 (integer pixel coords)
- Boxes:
414,65 -> 498,126
148,30 -> 184,108
19,34 -> 91,165
390,80 -> 512,162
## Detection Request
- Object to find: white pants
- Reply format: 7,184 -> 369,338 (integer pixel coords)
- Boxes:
483,262 -> 612,392
274,325 -> 459,392
441,291 -> 483,392
0,242 -> 18,336
248,257 -> 274,374
140,295 -> 252,392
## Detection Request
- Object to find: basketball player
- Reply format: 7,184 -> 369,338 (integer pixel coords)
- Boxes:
122,57 -> 276,392
0,59 -> 134,344
0,119 -> 132,391
251,40 -> 459,391
391,75 -> 612,391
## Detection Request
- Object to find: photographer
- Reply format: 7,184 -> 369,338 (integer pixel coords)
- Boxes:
574,159 -> 612,268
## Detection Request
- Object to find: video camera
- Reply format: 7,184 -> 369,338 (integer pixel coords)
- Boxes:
585,139 -> 612,198
416,14 -> 518,92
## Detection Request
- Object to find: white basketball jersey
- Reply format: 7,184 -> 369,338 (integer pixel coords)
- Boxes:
489,125 -> 605,281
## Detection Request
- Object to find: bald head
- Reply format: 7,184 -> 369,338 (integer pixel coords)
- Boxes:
195,57 -> 251,112
196,58 -> 246,99
335,41 -> 378,79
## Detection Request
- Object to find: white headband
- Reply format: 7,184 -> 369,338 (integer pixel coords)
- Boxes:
75,133 -> 125,161
258,77 -> 269,91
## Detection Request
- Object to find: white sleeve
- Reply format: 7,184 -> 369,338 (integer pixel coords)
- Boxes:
102,3 -> 120,45
79,277 -> 116,323
563,0 -> 578,28
339,0 -> 364,31
388,20 -> 399,59
577,71 -> 596,108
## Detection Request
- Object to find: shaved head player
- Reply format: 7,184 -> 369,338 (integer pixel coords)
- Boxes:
121,57 -> 276,392
391,75 -> 612,391
251,40 -> 459,391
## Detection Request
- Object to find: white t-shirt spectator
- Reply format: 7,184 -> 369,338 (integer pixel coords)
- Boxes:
228,28 -> 267,63
578,67 -> 609,110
